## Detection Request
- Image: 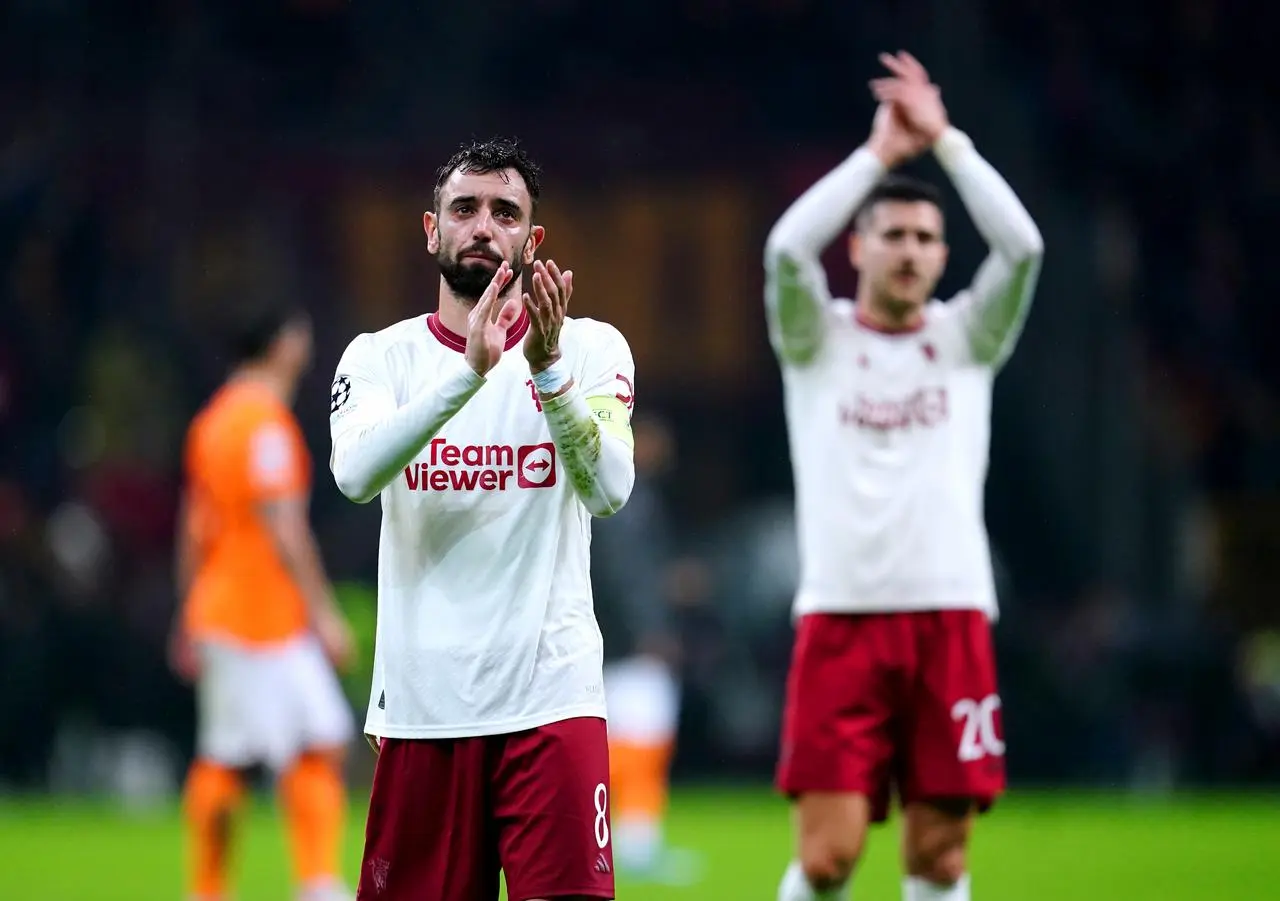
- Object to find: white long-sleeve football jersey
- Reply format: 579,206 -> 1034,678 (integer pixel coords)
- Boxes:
329,308 -> 636,738
764,128 -> 1044,620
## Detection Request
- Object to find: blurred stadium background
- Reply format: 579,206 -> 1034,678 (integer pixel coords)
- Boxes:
1,1 -> 1278,898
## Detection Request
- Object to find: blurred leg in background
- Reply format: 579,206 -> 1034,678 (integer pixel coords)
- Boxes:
605,655 -> 691,879
594,413 -> 706,884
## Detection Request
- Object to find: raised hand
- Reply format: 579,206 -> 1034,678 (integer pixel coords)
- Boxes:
523,259 -> 573,373
870,51 -> 950,145
866,101 -> 932,169
465,260 -> 523,376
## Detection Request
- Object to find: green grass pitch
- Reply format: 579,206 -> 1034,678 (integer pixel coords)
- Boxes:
3,787 -> 1277,899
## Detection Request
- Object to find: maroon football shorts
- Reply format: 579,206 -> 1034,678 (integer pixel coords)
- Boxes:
357,716 -> 614,900
777,610 -> 1005,822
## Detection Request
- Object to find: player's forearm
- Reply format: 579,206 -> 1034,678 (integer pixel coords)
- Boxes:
331,365 -> 485,503
261,499 -> 338,619
538,383 -> 635,518
282,530 -> 340,623
765,147 -> 886,267
763,148 -> 884,363
935,128 -> 1044,362
935,128 -> 1043,268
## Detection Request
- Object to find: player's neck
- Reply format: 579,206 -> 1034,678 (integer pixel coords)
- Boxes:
435,281 -> 477,336
229,364 -> 294,404
854,295 -> 925,334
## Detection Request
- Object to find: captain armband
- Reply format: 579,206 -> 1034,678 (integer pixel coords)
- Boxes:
586,395 -> 634,449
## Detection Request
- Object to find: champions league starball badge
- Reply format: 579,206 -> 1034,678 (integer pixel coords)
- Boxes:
330,375 -> 352,415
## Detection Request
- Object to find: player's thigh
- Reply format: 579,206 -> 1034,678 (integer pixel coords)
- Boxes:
776,614 -> 898,823
900,610 -> 1006,815
357,737 -> 500,901
285,636 -> 355,756
493,717 -> 614,901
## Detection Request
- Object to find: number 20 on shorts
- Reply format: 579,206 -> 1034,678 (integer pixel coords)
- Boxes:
951,694 -> 1005,762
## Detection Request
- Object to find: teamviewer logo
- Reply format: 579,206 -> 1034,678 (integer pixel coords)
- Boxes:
517,443 -> 557,489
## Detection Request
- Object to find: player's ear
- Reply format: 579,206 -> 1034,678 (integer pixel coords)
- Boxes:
848,230 -> 863,270
423,211 -> 440,254
524,225 -> 546,264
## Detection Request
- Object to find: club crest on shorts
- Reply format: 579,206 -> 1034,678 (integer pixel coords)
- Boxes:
368,856 -> 390,893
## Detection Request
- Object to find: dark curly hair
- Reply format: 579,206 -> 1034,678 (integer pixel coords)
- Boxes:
433,137 -> 543,215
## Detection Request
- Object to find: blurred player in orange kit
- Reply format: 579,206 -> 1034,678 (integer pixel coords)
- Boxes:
766,53 -> 1044,901
169,300 -> 358,901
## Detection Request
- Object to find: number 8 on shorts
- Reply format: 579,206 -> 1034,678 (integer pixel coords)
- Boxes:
593,783 -> 610,849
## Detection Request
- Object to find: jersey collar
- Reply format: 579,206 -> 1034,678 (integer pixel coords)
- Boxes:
854,304 -> 925,335
426,307 -> 530,353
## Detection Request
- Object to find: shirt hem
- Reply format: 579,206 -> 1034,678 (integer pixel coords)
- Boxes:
365,703 -> 607,739
794,594 -> 998,620
192,630 -> 313,651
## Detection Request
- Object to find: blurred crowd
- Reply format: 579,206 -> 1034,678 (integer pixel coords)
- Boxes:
1,0 -> 1277,797
986,0 -> 1280,781
989,0 -> 1280,495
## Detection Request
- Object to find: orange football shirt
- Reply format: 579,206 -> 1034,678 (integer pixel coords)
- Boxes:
181,380 -> 312,644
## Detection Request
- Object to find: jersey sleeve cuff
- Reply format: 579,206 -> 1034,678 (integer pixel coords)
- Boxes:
850,145 -> 888,174
933,127 -> 974,171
